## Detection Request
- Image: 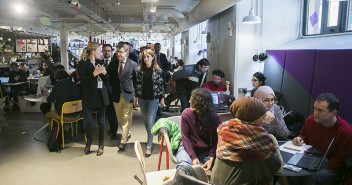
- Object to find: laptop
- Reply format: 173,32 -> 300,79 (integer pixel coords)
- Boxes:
0,77 -> 9,84
287,138 -> 335,172
211,92 -> 230,113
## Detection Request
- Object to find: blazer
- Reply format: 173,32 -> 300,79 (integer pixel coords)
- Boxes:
107,58 -> 138,103
157,52 -> 170,73
135,67 -> 164,99
77,59 -> 109,108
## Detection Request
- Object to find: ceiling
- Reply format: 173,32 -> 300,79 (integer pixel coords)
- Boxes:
0,0 -> 200,39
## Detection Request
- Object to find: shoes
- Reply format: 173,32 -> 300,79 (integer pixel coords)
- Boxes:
97,140 -> 104,156
145,146 -> 152,157
84,140 -> 92,155
117,143 -> 126,152
127,133 -> 131,141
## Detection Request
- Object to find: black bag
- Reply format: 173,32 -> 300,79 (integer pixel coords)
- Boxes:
284,111 -> 305,139
47,123 -> 62,153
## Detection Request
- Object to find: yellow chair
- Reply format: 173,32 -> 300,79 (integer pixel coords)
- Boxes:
51,100 -> 83,149
134,140 -> 176,185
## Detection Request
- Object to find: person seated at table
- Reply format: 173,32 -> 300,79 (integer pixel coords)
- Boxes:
250,72 -> 266,97
44,70 -> 80,124
211,97 -> 283,185
9,62 -> 28,110
176,88 -> 221,172
290,93 -> 352,185
19,62 -> 29,77
253,86 -> 289,140
40,59 -> 55,83
201,69 -> 227,92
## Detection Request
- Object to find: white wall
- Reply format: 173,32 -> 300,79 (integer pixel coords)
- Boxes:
280,34 -> 352,49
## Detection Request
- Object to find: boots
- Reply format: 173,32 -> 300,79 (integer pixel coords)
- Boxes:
97,140 -> 104,156
84,138 -> 92,155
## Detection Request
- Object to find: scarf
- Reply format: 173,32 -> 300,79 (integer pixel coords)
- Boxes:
217,118 -> 277,162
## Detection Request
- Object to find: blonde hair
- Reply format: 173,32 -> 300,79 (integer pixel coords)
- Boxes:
79,48 -> 87,61
141,49 -> 159,71
80,43 -> 99,61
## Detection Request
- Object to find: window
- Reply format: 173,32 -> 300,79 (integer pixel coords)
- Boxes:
303,0 -> 351,36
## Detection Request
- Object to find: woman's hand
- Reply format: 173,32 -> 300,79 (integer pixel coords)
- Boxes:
264,111 -> 275,124
159,98 -> 165,108
202,157 -> 214,171
292,136 -> 305,146
192,158 -> 200,165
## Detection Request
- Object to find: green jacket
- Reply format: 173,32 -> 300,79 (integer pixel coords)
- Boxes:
151,118 -> 182,153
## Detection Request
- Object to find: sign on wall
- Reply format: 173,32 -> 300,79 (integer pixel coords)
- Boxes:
16,38 -> 48,53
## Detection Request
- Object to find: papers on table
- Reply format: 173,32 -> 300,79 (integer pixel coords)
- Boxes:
279,141 -> 306,154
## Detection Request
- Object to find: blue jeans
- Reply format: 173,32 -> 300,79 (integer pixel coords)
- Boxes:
138,98 -> 159,148
82,106 -> 105,141
176,145 -> 210,170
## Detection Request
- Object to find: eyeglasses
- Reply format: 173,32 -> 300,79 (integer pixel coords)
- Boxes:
263,98 -> 275,103
251,79 -> 259,82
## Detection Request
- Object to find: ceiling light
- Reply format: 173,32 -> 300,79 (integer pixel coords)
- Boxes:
115,0 -> 120,5
150,2 -> 156,13
14,3 -> 24,13
242,0 -> 261,24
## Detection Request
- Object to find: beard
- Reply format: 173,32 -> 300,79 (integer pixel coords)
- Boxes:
213,82 -> 221,87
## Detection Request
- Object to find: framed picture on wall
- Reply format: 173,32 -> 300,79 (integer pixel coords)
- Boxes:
37,38 -> 48,52
16,39 -> 27,52
26,39 -> 38,52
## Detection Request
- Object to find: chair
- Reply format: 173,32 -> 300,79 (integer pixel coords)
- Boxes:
134,140 -> 176,185
51,100 -> 83,148
171,165 -> 211,185
0,86 -> 10,112
158,116 -> 181,170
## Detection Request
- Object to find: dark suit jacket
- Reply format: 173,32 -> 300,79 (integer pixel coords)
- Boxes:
157,53 -> 170,73
77,59 -> 109,108
46,78 -> 80,114
128,52 -> 138,63
107,58 -> 137,103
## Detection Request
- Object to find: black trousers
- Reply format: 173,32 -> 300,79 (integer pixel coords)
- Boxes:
106,102 -> 118,135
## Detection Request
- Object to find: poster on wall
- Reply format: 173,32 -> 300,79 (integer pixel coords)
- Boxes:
26,39 -> 38,52
37,38 -> 49,52
16,39 -> 27,52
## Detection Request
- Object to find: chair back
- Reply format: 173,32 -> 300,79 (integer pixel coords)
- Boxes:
173,165 -> 210,185
163,133 -> 177,164
134,140 -> 147,185
61,100 -> 82,115
167,116 -> 181,126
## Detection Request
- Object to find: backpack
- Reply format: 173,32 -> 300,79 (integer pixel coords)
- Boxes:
284,111 -> 305,139
47,123 -> 62,153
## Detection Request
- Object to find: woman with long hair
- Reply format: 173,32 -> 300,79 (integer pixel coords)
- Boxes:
135,49 -> 165,157
77,43 -> 109,156
175,88 -> 221,171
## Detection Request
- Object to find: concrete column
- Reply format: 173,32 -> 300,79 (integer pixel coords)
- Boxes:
59,24 -> 69,70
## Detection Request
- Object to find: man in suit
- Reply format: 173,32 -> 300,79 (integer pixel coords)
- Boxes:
108,42 -> 138,152
103,44 -> 119,140
154,43 -> 170,81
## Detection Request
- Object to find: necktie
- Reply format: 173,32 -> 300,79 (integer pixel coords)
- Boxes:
104,60 -> 108,67
119,62 -> 124,79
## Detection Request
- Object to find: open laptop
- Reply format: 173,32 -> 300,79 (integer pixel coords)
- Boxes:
287,138 -> 335,172
211,92 -> 230,113
0,77 -> 9,84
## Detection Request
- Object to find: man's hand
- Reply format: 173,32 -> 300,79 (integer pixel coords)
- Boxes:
192,158 -> 200,165
202,157 -> 214,171
292,136 -> 305,146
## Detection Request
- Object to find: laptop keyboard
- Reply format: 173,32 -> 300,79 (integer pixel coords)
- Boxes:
297,155 -> 321,170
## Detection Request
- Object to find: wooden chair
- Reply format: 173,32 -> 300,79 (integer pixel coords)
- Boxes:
51,100 -> 83,148
134,140 -> 176,185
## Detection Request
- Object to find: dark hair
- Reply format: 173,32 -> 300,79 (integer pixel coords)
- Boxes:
56,70 -> 69,80
196,58 -> 210,68
316,93 -> 340,112
190,88 -> 214,120
102,44 -> 112,50
253,72 -> 266,85
154,43 -> 161,46
212,69 -> 225,78
177,59 -> 184,66
10,62 -> 18,67
117,42 -> 129,52
55,65 -> 65,71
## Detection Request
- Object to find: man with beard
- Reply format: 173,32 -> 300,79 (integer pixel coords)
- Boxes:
202,69 -> 226,92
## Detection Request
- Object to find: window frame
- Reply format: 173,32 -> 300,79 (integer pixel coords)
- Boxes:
301,0 -> 352,37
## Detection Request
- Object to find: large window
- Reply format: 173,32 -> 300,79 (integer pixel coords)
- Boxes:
303,0 -> 352,36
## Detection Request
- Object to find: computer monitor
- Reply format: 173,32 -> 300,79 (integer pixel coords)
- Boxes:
36,76 -> 51,95
0,77 -> 9,84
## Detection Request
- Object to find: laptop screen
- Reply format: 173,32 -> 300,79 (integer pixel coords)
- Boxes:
0,77 -> 9,83
212,93 -> 219,105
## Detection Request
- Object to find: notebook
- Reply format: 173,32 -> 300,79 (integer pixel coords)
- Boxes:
0,77 -> 9,84
287,138 -> 335,172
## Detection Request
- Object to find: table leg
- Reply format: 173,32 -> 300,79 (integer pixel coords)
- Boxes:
34,123 -> 49,140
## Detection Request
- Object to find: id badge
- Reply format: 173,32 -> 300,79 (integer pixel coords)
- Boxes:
97,81 -> 103,89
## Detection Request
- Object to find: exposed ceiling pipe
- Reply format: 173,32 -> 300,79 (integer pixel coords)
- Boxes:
155,8 -> 185,22
167,0 -> 242,37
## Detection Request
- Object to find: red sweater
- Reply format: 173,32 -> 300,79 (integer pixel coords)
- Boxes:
299,115 -> 352,170
201,81 -> 226,91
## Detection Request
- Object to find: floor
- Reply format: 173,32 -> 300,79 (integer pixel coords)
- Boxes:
0,108 -> 180,185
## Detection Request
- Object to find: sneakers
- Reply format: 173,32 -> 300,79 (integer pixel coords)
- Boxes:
145,146 -> 152,157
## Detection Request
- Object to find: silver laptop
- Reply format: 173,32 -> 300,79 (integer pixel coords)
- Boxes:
287,138 -> 334,172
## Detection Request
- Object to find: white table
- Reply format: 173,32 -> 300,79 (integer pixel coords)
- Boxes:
24,95 -> 49,140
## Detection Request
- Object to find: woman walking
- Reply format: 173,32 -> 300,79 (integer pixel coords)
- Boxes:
135,49 -> 165,157
77,43 -> 109,156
